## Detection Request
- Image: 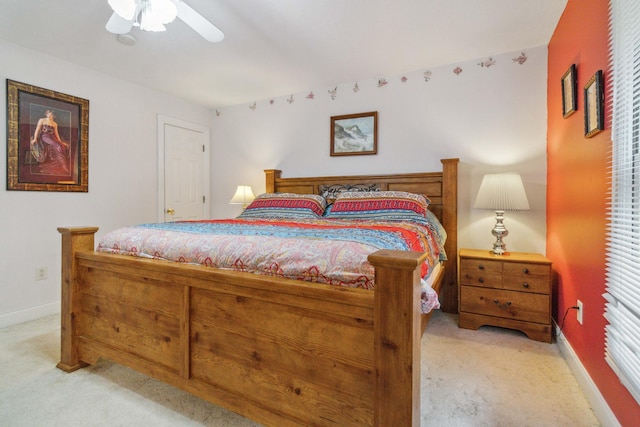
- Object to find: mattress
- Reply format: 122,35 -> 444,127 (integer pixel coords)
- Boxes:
97,217 -> 443,312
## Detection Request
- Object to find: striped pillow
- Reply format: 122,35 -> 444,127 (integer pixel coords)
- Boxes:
325,191 -> 430,221
238,193 -> 326,219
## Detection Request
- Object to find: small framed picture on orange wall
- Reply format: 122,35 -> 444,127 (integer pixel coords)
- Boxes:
584,70 -> 604,138
561,64 -> 577,118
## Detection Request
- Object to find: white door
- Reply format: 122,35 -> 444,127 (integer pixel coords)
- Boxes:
158,115 -> 210,222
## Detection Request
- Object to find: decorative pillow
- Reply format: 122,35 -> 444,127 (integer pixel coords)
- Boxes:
319,183 -> 380,204
238,193 -> 326,219
325,191 -> 430,221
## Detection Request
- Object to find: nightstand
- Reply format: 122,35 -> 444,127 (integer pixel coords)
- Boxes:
458,248 -> 552,343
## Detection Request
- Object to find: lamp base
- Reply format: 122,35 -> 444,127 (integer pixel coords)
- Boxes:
490,210 -> 508,255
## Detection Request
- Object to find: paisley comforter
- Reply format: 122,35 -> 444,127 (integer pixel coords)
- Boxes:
97,217 -> 443,313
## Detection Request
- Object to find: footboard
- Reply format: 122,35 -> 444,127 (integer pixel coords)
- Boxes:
58,227 -> 425,427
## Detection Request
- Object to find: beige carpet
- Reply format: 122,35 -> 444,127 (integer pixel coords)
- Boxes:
0,310 -> 600,426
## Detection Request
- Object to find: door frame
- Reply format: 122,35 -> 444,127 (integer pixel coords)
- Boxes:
157,114 -> 211,222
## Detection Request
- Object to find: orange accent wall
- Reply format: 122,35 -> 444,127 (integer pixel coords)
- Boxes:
547,0 -> 640,424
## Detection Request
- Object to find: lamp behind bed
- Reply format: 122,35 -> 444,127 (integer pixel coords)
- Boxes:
229,185 -> 255,210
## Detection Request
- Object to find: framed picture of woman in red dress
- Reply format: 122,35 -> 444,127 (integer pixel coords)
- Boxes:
6,79 -> 89,192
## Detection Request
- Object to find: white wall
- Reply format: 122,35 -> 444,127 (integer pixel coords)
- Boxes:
0,41 -> 549,327
0,40 -> 212,327
211,47 -> 549,257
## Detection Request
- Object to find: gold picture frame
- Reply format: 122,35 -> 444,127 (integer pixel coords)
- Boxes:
330,111 -> 378,156
584,70 -> 604,138
561,64 -> 577,118
6,79 -> 89,192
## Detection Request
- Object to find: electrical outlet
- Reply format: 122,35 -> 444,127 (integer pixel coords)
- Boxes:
577,299 -> 583,325
35,266 -> 48,281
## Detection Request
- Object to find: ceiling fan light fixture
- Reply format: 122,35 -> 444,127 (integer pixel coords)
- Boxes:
150,0 -> 178,24
139,0 -> 177,32
108,0 -> 137,20
140,5 -> 165,31
105,0 -> 224,42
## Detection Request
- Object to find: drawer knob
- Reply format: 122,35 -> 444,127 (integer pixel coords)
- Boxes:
478,278 -> 484,284
523,268 -> 530,274
478,264 -> 485,270
523,282 -> 530,288
493,299 -> 512,309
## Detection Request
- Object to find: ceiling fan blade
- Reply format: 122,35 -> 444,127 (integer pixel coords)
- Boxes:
106,11 -> 134,34
175,1 -> 224,42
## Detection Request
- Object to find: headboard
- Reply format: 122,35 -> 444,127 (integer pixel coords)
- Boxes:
264,158 -> 459,312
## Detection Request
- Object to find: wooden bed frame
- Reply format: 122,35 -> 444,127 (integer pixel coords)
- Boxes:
57,158 -> 458,427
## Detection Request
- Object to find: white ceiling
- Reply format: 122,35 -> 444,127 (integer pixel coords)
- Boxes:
0,0 -> 567,109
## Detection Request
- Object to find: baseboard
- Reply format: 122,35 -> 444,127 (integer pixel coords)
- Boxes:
555,325 -> 621,427
0,301 -> 60,329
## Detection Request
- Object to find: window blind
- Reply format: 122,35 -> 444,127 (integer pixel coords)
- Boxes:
604,0 -> 640,405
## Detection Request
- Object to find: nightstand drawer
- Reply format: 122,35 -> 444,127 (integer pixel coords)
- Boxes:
460,287 -> 550,324
460,259 -> 502,288
502,276 -> 550,294
503,262 -> 549,278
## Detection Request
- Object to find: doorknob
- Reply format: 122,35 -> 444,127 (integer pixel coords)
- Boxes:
166,208 -> 175,215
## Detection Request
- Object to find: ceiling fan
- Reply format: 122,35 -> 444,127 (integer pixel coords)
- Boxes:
106,0 -> 224,43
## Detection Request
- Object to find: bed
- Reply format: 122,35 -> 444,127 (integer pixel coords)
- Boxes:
57,158 -> 458,427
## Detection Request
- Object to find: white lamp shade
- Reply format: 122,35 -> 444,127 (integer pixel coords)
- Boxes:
108,0 -> 137,20
150,0 -> 177,23
109,0 -> 177,32
229,185 -> 256,205
140,5 -> 166,31
139,0 -> 177,31
474,173 -> 530,211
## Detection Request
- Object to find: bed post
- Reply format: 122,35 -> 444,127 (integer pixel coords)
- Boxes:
56,226 -> 98,372
264,169 -> 282,193
368,249 -> 427,427
440,158 -> 459,313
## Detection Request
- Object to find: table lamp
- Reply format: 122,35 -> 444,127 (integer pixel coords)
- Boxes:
473,173 -> 530,255
229,185 -> 255,210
